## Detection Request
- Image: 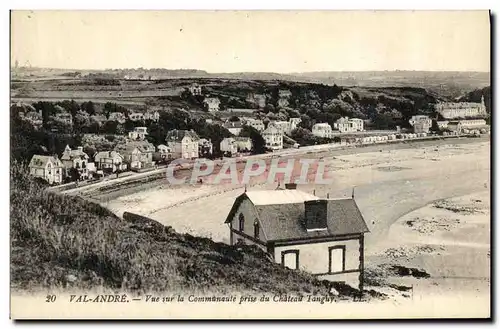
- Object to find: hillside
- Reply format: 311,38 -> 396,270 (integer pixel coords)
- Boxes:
13,68 -> 490,99
10,162 -> 379,298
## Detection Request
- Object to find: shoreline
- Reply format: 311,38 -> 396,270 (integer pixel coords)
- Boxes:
82,135 -> 488,204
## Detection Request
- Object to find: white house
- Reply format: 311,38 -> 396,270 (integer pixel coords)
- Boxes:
165,129 -> 200,159
234,137 -> 253,152
60,145 -> 90,180
312,123 -> 333,138
28,155 -> 64,184
262,126 -> 283,151
334,117 -> 364,133
224,185 -> 370,290
409,115 -> 432,133
94,151 -> 127,173
243,118 -> 265,132
268,121 -> 290,136
189,83 -> 203,96
128,127 -> 148,140
224,121 -> 243,136
220,138 -> 238,156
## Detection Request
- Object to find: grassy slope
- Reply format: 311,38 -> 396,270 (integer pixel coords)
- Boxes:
11,162 -> 382,299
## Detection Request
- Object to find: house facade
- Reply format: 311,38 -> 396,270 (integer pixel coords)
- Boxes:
243,118 -> 265,132
61,145 -> 90,180
128,127 -> 148,140
220,138 -> 238,156
409,115 -> 432,133
94,151 -> 127,173
224,186 -> 369,290
234,137 -> 253,152
246,93 -> 266,108
224,121 -> 243,136
114,141 -> 155,170
312,123 -> 333,138
156,144 -> 173,162
268,121 -> 290,136
107,112 -> 127,124
262,126 -> 283,151
189,83 -> 203,96
144,111 -> 160,122
203,97 -> 221,112
165,129 -> 200,160
128,112 -> 145,121
28,155 -> 64,184
334,117 -> 364,133
199,139 -> 213,158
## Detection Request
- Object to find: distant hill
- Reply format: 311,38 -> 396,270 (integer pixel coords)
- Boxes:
458,86 -> 491,113
12,67 -> 490,99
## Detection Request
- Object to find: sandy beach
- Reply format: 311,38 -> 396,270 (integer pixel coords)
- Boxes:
103,138 -> 490,310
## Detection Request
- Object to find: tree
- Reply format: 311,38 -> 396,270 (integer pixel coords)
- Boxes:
81,101 -> 96,115
239,126 -> 266,154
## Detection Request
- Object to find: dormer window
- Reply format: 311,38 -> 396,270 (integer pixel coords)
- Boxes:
238,213 -> 245,231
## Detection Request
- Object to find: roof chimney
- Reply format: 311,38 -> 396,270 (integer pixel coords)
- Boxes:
285,183 -> 297,190
304,200 -> 328,231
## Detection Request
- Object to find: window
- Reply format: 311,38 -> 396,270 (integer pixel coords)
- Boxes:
238,214 -> 245,231
253,221 -> 260,239
281,250 -> 299,270
328,246 -> 346,273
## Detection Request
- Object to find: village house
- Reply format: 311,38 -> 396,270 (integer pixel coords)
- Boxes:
128,112 -> 145,121
447,119 -> 488,133
199,139 -> 213,158
54,112 -> 73,126
90,114 -> 107,124
333,117 -> 364,133
288,117 -> 302,134
189,83 -> 203,96
277,98 -> 290,108
227,108 -> 257,115
435,96 -> 487,119
22,110 -> 43,129
144,111 -> 160,122
409,115 -> 432,134
243,118 -> 265,132
107,112 -> 127,124
114,140 -> 155,170
128,127 -> 148,140
154,144 -> 173,163
203,97 -> 221,112
312,123 -> 333,138
234,137 -> 253,153
94,151 -> 127,173
278,89 -> 293,99
60,145 -> 90,180
224,121 -> 243,136
437,120 -> 449,129
268,121 -> 290,136
246,93 -> 266,108
28,155 -> 64,185
224,185 -> 369,290
262,125 -> 283,151
165,129 -> 200,160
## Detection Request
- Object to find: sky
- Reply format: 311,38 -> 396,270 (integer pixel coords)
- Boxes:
10,10 -> 491,73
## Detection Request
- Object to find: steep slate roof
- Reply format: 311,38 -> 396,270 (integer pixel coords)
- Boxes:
115,141 -> 155,153
165,129 -> 200,142
225,191 -> 369,242
29,155 -> 62,169
60,146 -> 88,161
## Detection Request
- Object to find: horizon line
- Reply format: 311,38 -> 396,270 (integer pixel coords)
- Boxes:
11,66 -> 491,74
